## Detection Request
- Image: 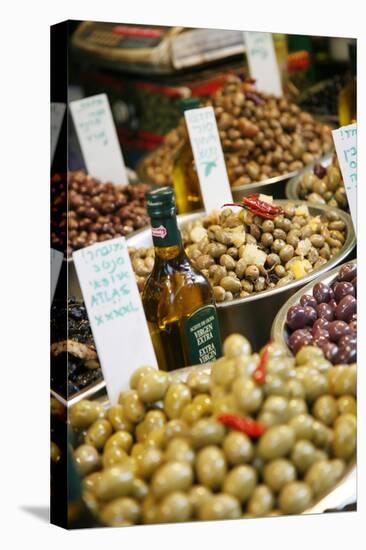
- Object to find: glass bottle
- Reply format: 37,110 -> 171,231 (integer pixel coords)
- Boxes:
172,97 -> 203,214
142,187 -> 222,371
338,41 -> 357,126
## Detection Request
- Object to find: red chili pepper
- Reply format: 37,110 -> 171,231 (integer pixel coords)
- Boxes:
217,414 -> 266,438
223,194 -> 284,220
253,341 -> 271,385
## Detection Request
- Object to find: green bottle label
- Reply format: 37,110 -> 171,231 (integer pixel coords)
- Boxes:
151,217 -> 182,248
183,305 -> 222,365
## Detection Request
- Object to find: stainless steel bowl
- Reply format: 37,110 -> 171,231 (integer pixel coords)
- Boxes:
286,155 -> 333,202
69,202 -> 355,350
70,362 -> 356,515
270,259 -> 357,351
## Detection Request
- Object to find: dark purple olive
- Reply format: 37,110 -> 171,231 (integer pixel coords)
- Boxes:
352,277 -> 357,297
328,320 -> 351,343
313,335 -> 330,352
312,327 -> 329,340
304,306 -> 317,325
288,329 -> 313,354
286,305 -> 307,331
349,320 -> 357,333
335,295 -> 357,322
313,282 -> 332,304
300,294 -> 318,309
322,342 -> 339,362
334,344 -> 356,365
328,299 -> 337,311
338,333 -> 357,349
333,282 -> 355,303
338,263 -> 357,282
316,303 -> 334,321
313,164 -> 326,178
312,318 -> 330,332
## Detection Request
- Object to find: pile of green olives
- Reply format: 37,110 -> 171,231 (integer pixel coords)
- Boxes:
70,334 -> 356,527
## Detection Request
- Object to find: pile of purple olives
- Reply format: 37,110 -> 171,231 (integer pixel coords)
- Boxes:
286,262 -> 356,364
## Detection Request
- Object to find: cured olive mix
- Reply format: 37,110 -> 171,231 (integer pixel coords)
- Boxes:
142,187 -> 222,370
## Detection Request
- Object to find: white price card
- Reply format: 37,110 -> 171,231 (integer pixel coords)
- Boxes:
70,93 -> 128,185
51,103 -> 66,164
51,248 -> 63,304
332,124 -> 357,232
73,237 -> 157,403
184,106 -> 233,213
243,32 -> 282,97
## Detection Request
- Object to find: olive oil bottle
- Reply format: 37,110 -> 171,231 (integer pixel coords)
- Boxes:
172,97 -> 203,214
142,187 -> 222,371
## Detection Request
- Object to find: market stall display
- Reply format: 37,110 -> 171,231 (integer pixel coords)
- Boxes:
139,75 -> 334,196
271,261 -> 356,364
70,333 -> 356,527
286,155 -> 348,210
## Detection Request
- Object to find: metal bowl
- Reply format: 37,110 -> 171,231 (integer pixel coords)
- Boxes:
126,201 -> 355,349
70,362 -> 356,515
270,259 -> 357,351
286,154 -> 333,202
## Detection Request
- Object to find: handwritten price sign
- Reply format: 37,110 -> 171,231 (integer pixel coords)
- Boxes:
243,32 -> 282,97
332,124 -> 357,232
70,94 -> 128,185
73,237 -> 157,403
184,106 -> 233,213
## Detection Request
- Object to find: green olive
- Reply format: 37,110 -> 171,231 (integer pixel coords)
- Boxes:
165,438 -> 195,465
142,494 -> 159,524
258,425 -> 295,460
136,446 -> 163,479
107,405 -> 134,433
181,403 -> 204,424
285,380 -> 305,399
328,365 -> 356,397
199,494 -> 241,521
263,459 -> 296,492
193,394 -> 212,415
51,441 -> 61,463
100,497 -> 141,526
195,446 -> 227,490
187,371 -> 210,395
104,431 -> 133,453
212,394 -> 239,416
164,419 -> 189,443
278,481 -> 313,514
337,395 -> 357,416
94,464 -> 135,501
223,431 -> 254,465
223,464 -> 257,503
69,400 -> 105,430
137,370 -> 170,403
85,419 -> 113,450
287,398 -> 308,419
263,376 -> 289,398
137,410 -> 166,442
262,395 -> 289,422
289,414 -> 314,440
332,420 -> 356,460
145,427 -> 166,448
233,377 -> 263,414
102,446 -> 128,468
311,421 -> 333,449
164,383 -> 192,419
211,357 -> 236,388
298,371 -> 328,402
295,346 -> 324,365
234,354 -> 259,378
151,461 -> 193,499
130,478 -> 149,502
247,485 -> 274,516
157,492 -> 192,523
188,485 -> 212,518
190,418 -> 226,449
119,390 -> 145,423
290,440 -> 323,474
305,459 -> 345,497
257,411 -> 280,428
312,395 -> 338,426
223,333 -> 252,358
82,471 -> 102,494
129,366 -> 156,390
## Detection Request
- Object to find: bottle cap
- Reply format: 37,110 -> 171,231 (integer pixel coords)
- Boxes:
146,187 -> 176,217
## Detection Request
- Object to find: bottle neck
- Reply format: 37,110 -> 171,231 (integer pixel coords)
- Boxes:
150,212 -> 184,260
